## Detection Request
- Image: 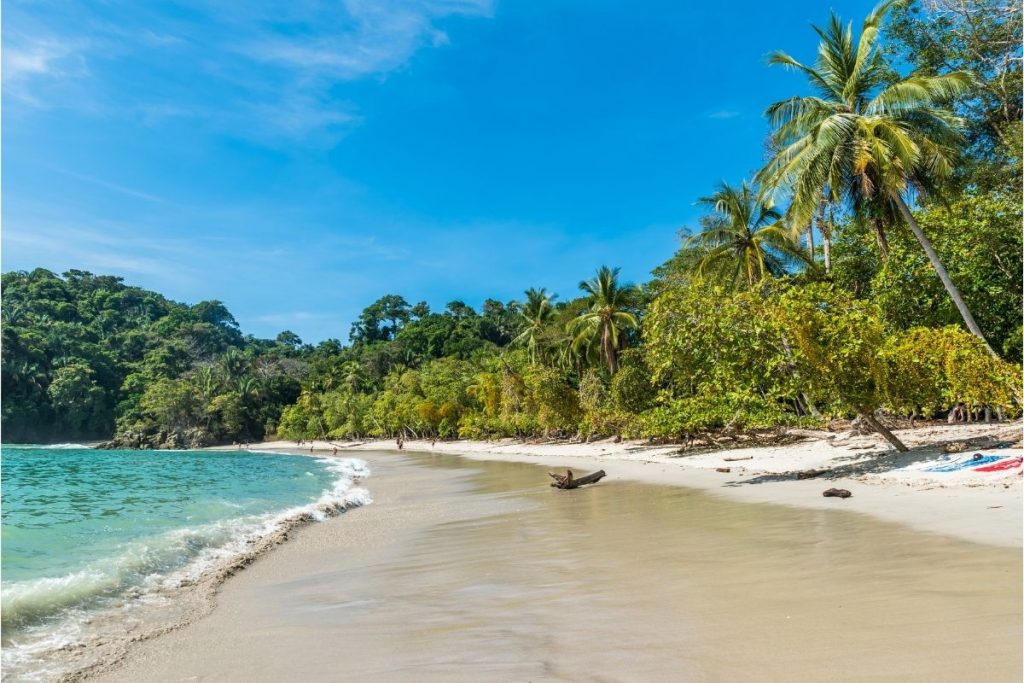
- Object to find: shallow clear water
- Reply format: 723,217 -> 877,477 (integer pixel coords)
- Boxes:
1,445 -> 369,648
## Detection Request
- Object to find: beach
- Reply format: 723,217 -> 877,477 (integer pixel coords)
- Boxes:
245,420 -> 1023,548
86,426 -> 1023,682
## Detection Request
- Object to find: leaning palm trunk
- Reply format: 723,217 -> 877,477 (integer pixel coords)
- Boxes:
893,196 -> 997,358
860,412 -> 907,452
872,218 -> 890,261
806,223 -> 814,262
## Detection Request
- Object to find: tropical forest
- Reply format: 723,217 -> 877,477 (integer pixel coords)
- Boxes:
2,1 -> 1021,453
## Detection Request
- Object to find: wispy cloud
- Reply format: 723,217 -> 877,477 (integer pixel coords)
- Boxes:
2,224 -> 197,284
707,109 -> 740,119
3,0 -> 494,144
49,167 -> 166,203
3,34 -> 91,105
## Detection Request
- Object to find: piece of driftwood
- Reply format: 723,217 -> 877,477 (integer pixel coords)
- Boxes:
723,455 -> 753,462
549,469 -> 606,489
822,488 -> 852,499
796,468 -> 827,480
716,467 -> 731,473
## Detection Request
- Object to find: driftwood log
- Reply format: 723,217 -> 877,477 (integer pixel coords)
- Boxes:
549,469 -> 607,489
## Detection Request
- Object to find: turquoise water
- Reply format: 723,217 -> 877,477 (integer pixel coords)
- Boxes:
1,446 -> 370,642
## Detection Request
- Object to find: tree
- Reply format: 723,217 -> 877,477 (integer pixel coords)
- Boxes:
511,288 -> 558,364
685,181 -> 809,288
275,330 -> 303,348
758,0 -> 996,355
349,295 -> 411,343
444,300 -> 475,319
47,361 -> 108,435
885,0 -> 1023,191
567,267 -> 639,375
768,284 -> 909,449
867,191 -> 1022,360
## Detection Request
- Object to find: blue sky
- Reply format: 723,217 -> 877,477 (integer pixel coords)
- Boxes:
3,0 -> 875,343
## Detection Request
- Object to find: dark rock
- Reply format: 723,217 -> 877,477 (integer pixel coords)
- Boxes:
822,488 -> 852,499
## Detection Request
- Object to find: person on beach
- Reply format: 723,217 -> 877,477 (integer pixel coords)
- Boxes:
332,446 -> 338,455
397,435 -> 404,450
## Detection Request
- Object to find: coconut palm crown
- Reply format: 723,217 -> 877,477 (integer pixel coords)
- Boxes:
512,287 -> 558,363
757,0 -> 994,353
687,180 -> 809,288
758,0 -> 971,225
567,266 -> 639,375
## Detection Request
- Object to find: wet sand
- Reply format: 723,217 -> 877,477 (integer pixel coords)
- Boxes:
92,451 -> 1022,682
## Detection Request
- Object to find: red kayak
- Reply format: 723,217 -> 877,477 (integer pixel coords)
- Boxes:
974,457 -> 1023,472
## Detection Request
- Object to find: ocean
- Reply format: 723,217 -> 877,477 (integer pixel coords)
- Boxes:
0,445 -> 370,681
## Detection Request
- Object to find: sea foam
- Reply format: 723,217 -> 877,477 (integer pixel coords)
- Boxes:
1,449 -> 371,681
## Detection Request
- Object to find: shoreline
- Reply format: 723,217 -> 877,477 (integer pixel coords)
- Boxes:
2,450 -> 372,683
227,420 -> 1023,548
91,448 -> 1022,682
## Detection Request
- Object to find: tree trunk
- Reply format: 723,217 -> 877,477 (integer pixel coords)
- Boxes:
873,217 -> 890,261
806,223 -> 815,262
821,205 -> 833,274
860,412 -> 908,452
603,324 -> 618,375
801,393 -> 822,417
893,195 -> 997,358
549,469 -> 607,489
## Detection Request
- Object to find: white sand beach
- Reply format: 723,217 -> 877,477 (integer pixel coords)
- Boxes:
240,420 -> 1023,548
88,444 -> 1022,682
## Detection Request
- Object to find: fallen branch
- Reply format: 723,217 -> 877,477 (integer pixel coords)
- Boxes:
549,469 -> 607,489
723,455 -> 754,462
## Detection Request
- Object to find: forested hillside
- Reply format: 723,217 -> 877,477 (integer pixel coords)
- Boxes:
2,0 -> 1020,450
1,269 -> 305,445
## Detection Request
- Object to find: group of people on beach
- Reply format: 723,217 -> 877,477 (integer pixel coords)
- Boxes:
295,438 -> 339,455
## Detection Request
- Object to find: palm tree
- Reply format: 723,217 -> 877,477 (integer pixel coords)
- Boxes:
512,287 -> 558,364
218,347 -> 247,381
686,181 -> 810,288
192,365 -> 219,400
757,0 -> 994,354
567,266 -> 639,375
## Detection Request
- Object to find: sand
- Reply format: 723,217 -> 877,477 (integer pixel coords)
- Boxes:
238,420 -> 1023,548
90,449 -> 1022,683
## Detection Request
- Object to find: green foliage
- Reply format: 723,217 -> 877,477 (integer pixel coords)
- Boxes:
759,0 -> 972,228
879,326 -> 1022,416
874,193 -> 1022,360
884,0 -> 1022,193
47,361 -> 108,436
2,269 -> 302,446
768,283 -> 889,417
4,6 -> 1019,448
684,181 -> 809,288
566,266 -> 640,374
